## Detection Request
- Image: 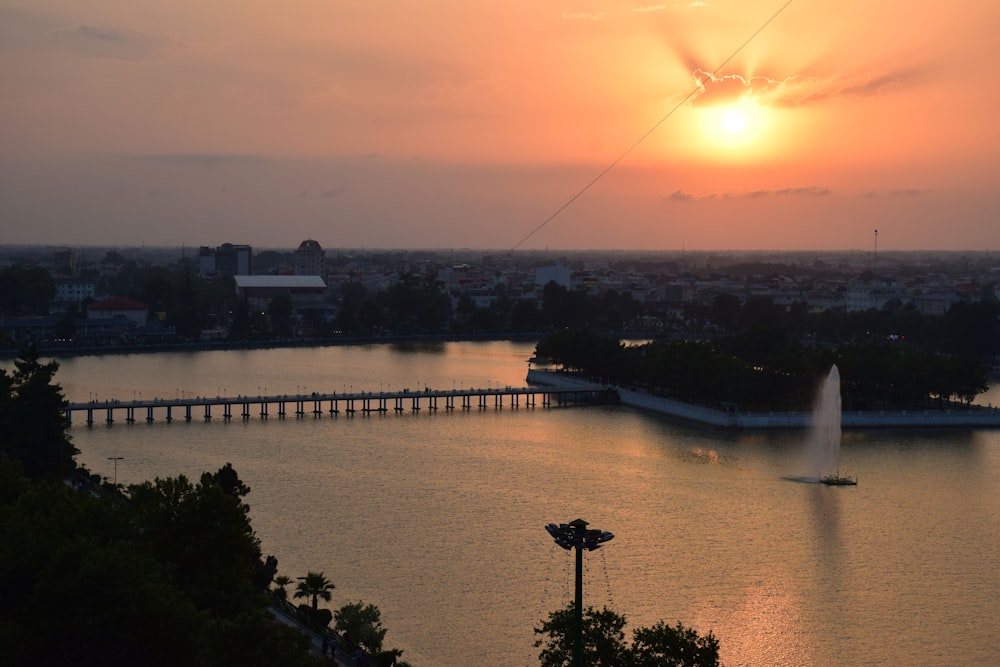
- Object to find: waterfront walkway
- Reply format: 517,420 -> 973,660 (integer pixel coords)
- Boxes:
527,369 -> 1000,429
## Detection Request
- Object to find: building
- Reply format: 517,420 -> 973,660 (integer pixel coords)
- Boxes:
54,280 -> 96,305
294,239 -> 325,276
199,243 -> 253,278
87,296 -> 149,326
534,263 -> 571,289
233,275 -> 327,310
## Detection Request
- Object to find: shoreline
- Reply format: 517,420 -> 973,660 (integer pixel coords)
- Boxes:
526,369 -> 1000,430
0,332 -> 546,360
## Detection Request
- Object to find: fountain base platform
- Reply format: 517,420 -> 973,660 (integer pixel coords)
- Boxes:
821,474 -> 857,486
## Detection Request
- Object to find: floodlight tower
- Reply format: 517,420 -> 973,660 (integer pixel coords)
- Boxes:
545,519 -> 615,667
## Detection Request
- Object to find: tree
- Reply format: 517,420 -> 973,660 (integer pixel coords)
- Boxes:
631,621 -> 720,667
535,603 -> 720,667
0,462 -> 321,667
0,345 -> 78,481
273,575 -> 293,601
534,603 -> 629,667
295,571 -> 335,613
128,465 -> 274,618
335,601 -> 388,654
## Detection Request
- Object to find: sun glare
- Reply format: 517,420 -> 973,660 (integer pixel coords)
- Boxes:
723,110 -> 746,133
689,100 -> 772,160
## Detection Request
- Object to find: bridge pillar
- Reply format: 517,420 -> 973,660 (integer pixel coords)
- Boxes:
166,405 -> 172,422
147,406 -> 155,423
186,405 -> 192,422
329,400 -> 339,416
204,404 -> 211,421
106,407 -> 114,424
278,402 -> 286,418
87,408 -> 94,425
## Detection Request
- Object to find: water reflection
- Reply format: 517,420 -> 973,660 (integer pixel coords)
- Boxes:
19,343 -> 1000,666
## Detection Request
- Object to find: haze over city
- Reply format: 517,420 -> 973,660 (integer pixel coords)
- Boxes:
2,0 -> 997,251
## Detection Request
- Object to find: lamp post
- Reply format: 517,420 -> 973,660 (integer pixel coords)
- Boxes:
107,456 -> 124,486
545,519 -> 614,667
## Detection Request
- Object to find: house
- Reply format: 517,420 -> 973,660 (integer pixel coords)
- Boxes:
87,296 -> 149,326
233,275 -> 327,310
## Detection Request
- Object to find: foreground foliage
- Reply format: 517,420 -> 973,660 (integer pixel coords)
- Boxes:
0,346 -> 78,481
534,602 -> 720,667
0,460 -> 319,666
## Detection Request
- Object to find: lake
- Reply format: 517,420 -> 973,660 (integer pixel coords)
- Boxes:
14,341 -> 1000,666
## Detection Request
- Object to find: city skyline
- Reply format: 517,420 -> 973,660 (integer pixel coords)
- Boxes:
2,1 -> 997,251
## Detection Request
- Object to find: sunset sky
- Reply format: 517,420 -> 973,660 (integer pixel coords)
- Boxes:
2,0 -> 998,251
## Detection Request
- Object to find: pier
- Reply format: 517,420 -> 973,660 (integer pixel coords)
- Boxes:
65,384 -> 618,426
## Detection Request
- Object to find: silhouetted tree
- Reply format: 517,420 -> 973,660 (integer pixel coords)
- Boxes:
0,346 -> 77,481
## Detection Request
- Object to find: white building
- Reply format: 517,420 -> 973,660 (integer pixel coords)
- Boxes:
534,263 -> 571,289
294,239 -> 325,276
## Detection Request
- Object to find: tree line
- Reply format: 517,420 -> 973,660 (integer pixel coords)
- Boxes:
535,328 -> 992,412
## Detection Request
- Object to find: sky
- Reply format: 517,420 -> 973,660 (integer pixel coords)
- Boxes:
1,0 -> 998,252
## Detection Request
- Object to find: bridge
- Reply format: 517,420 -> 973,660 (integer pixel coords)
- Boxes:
65,384 -> 618,426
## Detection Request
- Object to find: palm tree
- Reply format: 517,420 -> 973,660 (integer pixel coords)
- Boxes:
272,575 -> 292,601
294,571 -> 335,612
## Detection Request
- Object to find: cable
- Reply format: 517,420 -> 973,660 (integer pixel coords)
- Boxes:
509,0 -> 796,251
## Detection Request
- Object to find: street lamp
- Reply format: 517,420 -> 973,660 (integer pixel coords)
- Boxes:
108,456 -> 124,486
545,519 -> 615,667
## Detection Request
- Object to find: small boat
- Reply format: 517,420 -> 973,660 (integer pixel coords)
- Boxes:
821,473 -> 857,486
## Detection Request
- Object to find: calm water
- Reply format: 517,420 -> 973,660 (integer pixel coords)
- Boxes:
15,342 -> 1000,666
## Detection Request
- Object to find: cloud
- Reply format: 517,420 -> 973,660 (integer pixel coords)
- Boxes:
691,70 -> 781,106
0,7 -> 174,61
689,64 -> 923,109
859,188 -> 929,198
563,12 -> 605,21
131,153 -> 268,166
321,188 -> 345,199
668,186 -> 832,201
57,22 -> 172,60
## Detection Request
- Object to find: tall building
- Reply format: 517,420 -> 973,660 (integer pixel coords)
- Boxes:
294,239 -> 324,276
199,243 -> 253,278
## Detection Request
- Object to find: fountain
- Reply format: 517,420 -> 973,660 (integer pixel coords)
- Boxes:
806,365 -> 857,485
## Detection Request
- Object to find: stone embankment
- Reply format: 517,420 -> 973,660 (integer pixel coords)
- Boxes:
526,369 -> 1000,429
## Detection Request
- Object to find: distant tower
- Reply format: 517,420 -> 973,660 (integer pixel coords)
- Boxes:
294,239 -> 325,276
873,229 -> 878,272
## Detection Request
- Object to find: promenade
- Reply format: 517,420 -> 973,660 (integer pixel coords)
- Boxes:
527,369 -> 1000,429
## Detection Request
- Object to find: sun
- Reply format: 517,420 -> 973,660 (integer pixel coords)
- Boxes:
722,109 -> 746,134
687,99 -> 774,159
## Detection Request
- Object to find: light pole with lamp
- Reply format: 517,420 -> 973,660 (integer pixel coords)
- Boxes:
545,519 -> 615,667
108,456 -> 124,486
